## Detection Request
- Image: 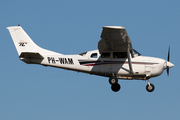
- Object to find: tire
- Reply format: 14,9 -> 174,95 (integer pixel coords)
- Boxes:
109,77 -> 118,85
146,83 -> 155,92
111,83 -> 121,92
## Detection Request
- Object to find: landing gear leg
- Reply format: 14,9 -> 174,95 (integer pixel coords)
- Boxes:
109,76 -> 121,92
146,80 -> 155,92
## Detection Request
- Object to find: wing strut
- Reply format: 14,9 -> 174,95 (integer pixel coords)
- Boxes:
126,40 -> 133,74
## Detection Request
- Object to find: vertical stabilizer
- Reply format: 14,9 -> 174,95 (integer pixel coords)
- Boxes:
7,26 -> 61,56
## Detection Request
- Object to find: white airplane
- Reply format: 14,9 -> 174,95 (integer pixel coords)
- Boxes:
7,25 -> 174,92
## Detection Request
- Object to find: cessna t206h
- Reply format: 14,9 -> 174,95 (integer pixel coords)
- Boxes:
7,25 -> 174,92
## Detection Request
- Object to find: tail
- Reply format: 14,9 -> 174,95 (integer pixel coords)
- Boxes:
7,25 -> 61,63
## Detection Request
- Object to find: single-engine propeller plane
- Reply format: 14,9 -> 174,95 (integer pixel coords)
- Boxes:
7,25 -> 174,92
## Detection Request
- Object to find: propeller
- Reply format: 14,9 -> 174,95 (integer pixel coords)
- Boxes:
167,46 -> 170,76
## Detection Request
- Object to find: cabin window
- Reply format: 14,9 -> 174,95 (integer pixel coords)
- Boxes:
91,53 -> 97,58
113,52 -> 127,58
101,52 -> 110,58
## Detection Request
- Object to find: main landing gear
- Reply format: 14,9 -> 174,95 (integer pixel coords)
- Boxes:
109,77 -> 121,92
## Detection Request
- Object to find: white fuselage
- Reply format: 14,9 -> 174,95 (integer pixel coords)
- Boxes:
24,50 -> 167,80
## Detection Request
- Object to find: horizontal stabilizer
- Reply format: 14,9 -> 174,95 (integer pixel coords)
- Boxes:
19,52 -> 44,59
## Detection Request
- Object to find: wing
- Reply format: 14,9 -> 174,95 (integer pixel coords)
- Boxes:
98,26 -> 134,74
98,26 -> 133,54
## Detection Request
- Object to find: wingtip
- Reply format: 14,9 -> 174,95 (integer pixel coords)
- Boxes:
103,26 -> 125,29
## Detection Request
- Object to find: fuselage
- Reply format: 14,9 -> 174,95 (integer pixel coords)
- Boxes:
24,49 -> 168,80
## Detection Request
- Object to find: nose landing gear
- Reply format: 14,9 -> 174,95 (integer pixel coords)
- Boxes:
146,81 -> 155,92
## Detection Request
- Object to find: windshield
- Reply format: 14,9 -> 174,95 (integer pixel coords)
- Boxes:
79,52 -> 87,56
132,49 -> 141,57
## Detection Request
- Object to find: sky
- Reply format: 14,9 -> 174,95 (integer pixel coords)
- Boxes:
0,0 -> 180,120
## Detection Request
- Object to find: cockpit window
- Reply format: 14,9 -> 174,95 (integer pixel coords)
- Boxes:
101,52 -> 110,58
113,52 -> 127,58
79,52 -> 87,56
91,53 -> 97,58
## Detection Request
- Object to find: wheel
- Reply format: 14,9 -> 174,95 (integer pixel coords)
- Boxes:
146,83 -> 155,92
109,77 -> 118,85
111,83 -> 121,92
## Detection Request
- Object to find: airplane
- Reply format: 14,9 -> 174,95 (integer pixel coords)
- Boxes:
7,25 -> 174,92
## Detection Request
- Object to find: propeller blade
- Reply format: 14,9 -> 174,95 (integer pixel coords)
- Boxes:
168,46 -> 170,62
167,66 -> 169,76
167,46 -> 170,76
